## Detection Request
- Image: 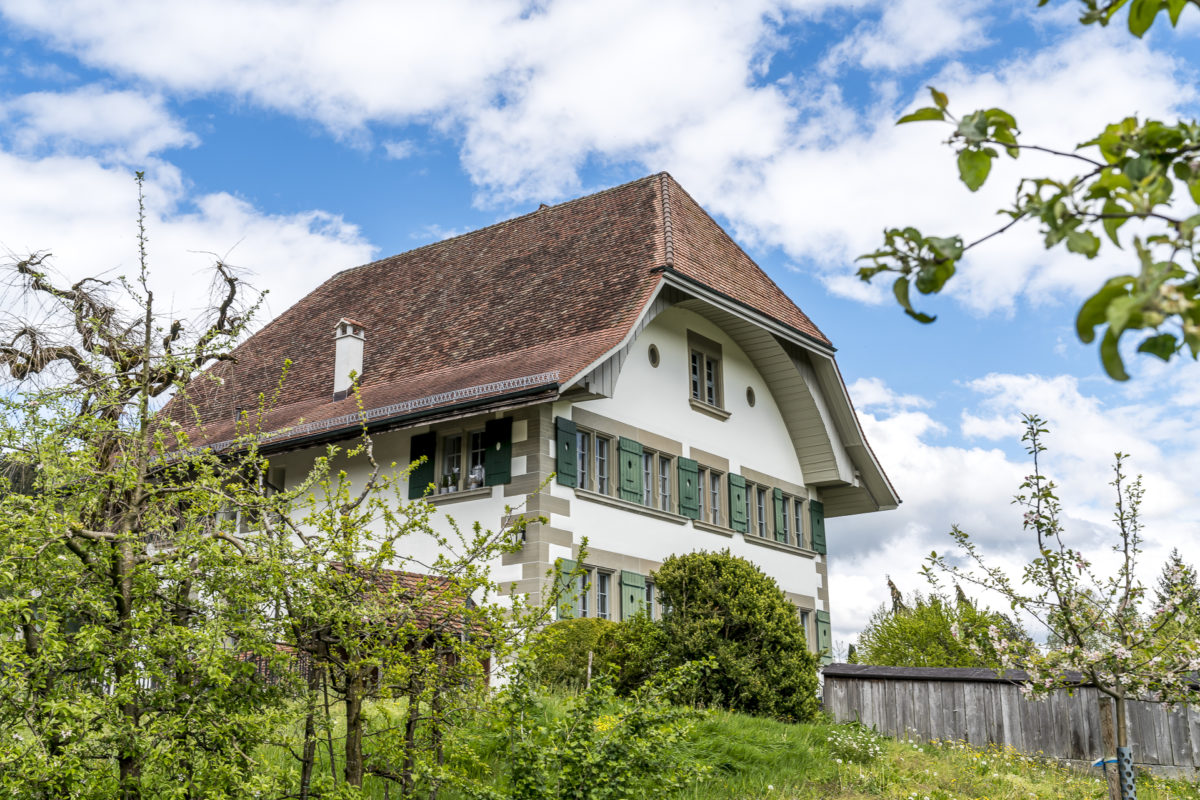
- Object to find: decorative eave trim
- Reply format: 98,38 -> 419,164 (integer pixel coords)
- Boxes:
659,270 -> 837,357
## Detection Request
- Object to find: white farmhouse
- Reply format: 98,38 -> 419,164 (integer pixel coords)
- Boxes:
177,173 -> 899,659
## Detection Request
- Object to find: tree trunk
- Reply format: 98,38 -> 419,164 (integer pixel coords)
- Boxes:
299,663 -> 321,800
1098,695 -> 1121,800
344,668 -> 365,787
402,680 -> 421,797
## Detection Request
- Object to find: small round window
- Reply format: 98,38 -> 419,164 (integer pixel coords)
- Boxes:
648,344 -> 660,368
746,387 -> 756,407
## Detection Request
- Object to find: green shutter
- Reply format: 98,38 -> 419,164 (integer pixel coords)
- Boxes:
483,417 -> 513,486
773,488 -> 786,542
677,457 -> 700,519
620,570 -> 646,619
617,437 -> 643,503
810,499 -> 826,554
815,609 -> 833,665
408,432 -> 437,499
555,558 -> 578,620
555,417 -> 577,487
728,474 -> 748,533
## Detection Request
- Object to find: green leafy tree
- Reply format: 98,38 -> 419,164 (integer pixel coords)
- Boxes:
926,415 -> 1200,800
653,550 -> 819,722
859,1 -> 1200,379
854,584 -> 1030,669
0,176 -> 293,799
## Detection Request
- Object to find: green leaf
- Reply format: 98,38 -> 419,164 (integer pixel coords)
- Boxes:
897,107 -> 945,124
1180,213 -> 1200,240
1101,200 -> 1127,247
1124,155 -> 1154,183
1100,328 -> 1130,381
893,277 -> 936,323
1076,276 -> 1134,344
1065,230 -> 1101,258
927,236 -> 964,261
929,87 -> 949,110
1167,0 -> 1188,24
1189,178 -> 1200,205
957,149 -> 992,192
1137,333 -> 1177,361
984,108 -> 1017,129
1128,0 -> 1161,36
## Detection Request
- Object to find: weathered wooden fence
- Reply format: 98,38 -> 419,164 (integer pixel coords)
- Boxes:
824,663 -> 1200,777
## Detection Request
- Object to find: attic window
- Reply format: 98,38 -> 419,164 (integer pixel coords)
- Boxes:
686,331 -> 728,420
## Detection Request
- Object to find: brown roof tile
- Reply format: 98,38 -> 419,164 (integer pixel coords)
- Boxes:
171,173 -> 831,446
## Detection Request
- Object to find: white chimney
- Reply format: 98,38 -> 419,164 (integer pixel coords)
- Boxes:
333,318 -> 365,397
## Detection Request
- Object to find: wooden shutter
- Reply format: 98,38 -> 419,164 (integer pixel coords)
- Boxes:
555,558 -> 578,620
483,417 -> 513,486
773,488 -> 786,542
677,457 -> 700,519
810,499 -> 826,554
407,432 -> 437,499
620,570 -> 646,619
555,417 -> 577,487
728,474 -> 748,533
617,437 -> 643,503
815,609 -> 832,664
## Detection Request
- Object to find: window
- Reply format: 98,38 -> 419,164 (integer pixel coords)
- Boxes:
800,610 -> 811,643
710,471 -> 722,525
596,436 -> 610,494
794,498 -> 805,548
642,452 -> 653,505
441,434 -> 462,491
579,572 -> 590,618
658,456 -> 672,512
467,431 -> 486,488
687,331 -> 723,409
756,486 -> 767,537
645,582 -> 655,619
437,429 -> 488,492
577,430 -> 590,491
780,495 -> 790,541
597,573 -> 611,620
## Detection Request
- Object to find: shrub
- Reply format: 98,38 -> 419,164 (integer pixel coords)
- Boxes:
526,617 -> 617,690
655,550 -> 819,722
526,613 -> 668,694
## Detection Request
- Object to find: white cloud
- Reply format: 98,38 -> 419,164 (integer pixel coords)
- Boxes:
847,376 -> 931,412
828,368 -> 1200,645
382,139 -> 415,160
0,150 -> 376,324
1,85 -> 198,161
821,0 -> 990,73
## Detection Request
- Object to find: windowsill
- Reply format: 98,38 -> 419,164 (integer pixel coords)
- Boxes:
425,486 -> 493,506
688,397 -> 731,421
740,532 -> 817,559
576,488 -> 689,525
692,519 -> 734,538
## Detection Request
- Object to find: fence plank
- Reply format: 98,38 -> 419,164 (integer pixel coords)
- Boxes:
821,665 -> 1197,777
1166,705 -> 1191,767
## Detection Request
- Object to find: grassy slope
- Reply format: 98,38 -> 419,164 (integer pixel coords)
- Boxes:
260,701 -> 1200,800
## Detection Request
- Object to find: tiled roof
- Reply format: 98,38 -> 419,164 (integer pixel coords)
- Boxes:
171,173 -> 830,447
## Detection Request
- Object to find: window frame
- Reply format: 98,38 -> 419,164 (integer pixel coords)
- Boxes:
658,455 -> 672,512
596,571 -> 611,620
436,427 -> 487,493
755,485 -> 767,537
687,331 -> 724,410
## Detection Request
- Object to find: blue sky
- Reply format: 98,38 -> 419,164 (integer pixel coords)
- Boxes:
2,0 -> 1198,644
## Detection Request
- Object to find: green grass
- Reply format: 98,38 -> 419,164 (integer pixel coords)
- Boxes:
257,697 -> 1200,800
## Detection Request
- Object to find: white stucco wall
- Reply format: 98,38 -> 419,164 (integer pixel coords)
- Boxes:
563,305 -> 821,602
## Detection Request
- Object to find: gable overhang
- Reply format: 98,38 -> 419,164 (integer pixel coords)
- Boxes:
564,269 -> 899,518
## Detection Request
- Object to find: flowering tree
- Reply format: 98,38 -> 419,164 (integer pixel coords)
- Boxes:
925,415 -> 1200,799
